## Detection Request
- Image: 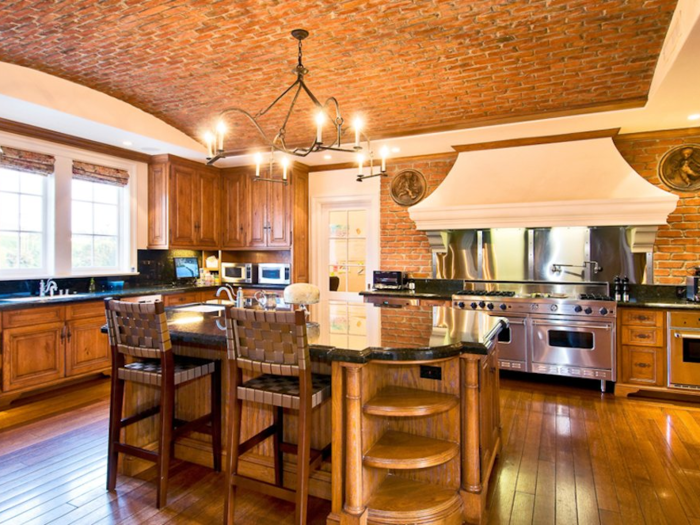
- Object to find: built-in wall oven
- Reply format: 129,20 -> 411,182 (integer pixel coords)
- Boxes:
668,311 -> 700,391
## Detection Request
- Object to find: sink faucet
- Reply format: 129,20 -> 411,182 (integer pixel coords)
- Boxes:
39,279 -> 58,297
216,286 -> 235,302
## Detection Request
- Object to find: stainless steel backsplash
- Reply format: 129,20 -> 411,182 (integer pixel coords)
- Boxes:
431,226 -> 649,283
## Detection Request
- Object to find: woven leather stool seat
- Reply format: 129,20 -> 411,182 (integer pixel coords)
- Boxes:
118,358 -> 216,387
238,373 -> 331,409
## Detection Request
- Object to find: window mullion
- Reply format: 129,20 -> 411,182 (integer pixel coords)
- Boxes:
53,156 -> 72,276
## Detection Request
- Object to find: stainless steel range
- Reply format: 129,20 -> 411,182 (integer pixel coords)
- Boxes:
452,281 -> 616,391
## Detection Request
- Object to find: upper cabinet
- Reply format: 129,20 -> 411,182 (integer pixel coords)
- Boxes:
148,155 -> 220,249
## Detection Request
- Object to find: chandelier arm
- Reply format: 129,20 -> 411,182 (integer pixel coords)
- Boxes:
277,82 -> 305,140
255,77 -> 302,119
297,78 -> 323,108
216,107 -> 283,152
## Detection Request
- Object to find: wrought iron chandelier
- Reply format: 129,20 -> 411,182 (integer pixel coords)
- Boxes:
204,29 -> 388,183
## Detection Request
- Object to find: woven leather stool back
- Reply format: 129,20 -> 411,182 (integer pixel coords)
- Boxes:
105,299 -> 171,359
225,309 -> 308,377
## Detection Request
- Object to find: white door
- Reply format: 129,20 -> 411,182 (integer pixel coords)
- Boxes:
312,196 -> 379,348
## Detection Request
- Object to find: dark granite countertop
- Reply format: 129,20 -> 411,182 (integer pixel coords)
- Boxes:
129,304 -> 506,363
359,290 -> 453,301
0,283 -> 286,312
618,299 -> 700,310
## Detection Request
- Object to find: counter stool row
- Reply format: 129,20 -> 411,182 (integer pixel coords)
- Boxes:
103,298 -> 330,525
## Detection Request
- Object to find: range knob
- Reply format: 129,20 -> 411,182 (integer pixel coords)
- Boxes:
574,305 -> 583,313
500,304 -> 507,311
470,302 -> 478,309
550,304 -> 558,312
531,304 -> 539,310
599,307 -> 608,315
458,302 -> 466,309
487,303 -> 494,310
478,301 -> 486,309
584,307 -> 593,315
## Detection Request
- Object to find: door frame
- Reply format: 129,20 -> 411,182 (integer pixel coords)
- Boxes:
310,193 -> 380,323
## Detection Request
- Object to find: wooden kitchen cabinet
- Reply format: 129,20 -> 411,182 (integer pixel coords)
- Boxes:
65,317 -> 111,377
148,154 -> 220,249
220,169 -> 248,249
479,346 -> 500,473
1,301 -> 110,404
2,322 -> 65,392
616,307 -> 667,395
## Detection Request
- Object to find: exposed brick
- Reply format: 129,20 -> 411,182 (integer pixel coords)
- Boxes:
0,1 -> 676,147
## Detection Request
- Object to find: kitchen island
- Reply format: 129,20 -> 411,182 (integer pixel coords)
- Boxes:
116,304 -> 505,525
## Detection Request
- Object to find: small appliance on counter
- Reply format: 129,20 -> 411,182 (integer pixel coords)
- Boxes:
221,262 -> 255,284
372,270 -> 405,290
258,263 -> 291,285
686,266 -> 700,302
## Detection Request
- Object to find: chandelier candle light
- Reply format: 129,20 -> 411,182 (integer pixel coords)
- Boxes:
203,29 -> 390,183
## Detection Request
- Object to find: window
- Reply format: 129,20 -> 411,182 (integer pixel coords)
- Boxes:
71,179 -> 122,269
328,210 -> 367,293
0,167 -> 46,272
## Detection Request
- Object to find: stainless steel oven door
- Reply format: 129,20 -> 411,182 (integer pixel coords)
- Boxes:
494,315 -> 529,371
669,330 -> 700,390
531,317 -> 614,372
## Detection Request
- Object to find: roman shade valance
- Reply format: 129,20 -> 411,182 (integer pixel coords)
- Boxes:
72,161 -> 129,186
0,145 -> 55,176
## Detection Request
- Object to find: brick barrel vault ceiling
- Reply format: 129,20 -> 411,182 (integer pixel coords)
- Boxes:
0,0 -> 678,150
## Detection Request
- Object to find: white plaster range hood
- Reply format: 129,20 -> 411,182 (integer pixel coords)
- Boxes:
408,137 -> 679,231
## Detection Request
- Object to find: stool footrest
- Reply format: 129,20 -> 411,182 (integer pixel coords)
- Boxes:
173,413 -> 214,438
240,424 -> 277,455
232,474 -> 296,503
115,443 -> 159,463
121,406 -> 160,428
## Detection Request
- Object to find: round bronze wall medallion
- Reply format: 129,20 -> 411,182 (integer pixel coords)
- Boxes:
390,169 -> 427,206
658,144 -> 700,192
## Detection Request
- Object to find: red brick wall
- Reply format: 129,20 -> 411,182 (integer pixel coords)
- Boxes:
380,132 -> 700,284
380,154 -> 457,277
615,132 -> 700,285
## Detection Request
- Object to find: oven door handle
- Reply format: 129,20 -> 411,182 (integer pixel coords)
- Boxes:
673,332 -> 700,339
531,320 -> 612,331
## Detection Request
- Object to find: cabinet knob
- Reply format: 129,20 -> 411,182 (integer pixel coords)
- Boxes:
634,362 -> 651,368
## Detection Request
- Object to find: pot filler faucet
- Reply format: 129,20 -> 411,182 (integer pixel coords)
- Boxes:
551,260 -> 603,275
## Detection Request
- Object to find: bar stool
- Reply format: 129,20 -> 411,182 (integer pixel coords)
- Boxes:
104,298 -> 222,508
223,308 -> 331,525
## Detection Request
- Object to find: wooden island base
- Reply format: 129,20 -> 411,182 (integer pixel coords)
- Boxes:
328,349 -> 501,525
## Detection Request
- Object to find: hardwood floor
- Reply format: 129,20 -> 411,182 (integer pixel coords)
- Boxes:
1,375 -> 700,524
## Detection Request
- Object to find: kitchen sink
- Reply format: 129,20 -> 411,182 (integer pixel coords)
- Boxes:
175,304 -> 227,313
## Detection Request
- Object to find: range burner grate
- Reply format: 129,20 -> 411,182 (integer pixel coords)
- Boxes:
579,293 -> 614,301
456,290 -> 516,297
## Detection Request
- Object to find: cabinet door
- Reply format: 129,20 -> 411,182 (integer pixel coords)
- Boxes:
2,323 -> 65,392
248,176 -> 268,247
268,180 -> 290,247
163,292 -> 201,307
148,163 -> 169,248
621,345 -> 666,386
196,169 -> 220,248
66,317 -> 111,377
169,164 -> 198,247
221,171 -> 248,249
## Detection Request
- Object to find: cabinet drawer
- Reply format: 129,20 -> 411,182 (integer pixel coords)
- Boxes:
667,310 -> 700,328
163,292 -> 200,306
621,326 -> 663,347
2,306 -> 64,329
66,301 -> 105,321
620,309 -> 663,327
621,345 -> 666,387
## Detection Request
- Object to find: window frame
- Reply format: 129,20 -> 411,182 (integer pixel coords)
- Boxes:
0,167 -> 50,277
0,132 -> 139,280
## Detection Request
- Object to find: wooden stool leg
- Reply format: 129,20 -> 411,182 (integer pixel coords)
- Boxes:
106,371 -> 124,491
295,394 -> 313,525
273,406 -> 284,486
156,379 -> 175,509
225,367 -> 243,525
211,362 -> 223,472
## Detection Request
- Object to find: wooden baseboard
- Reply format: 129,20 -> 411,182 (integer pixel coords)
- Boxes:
615,382 -> 700,400
0,371 -> 110,411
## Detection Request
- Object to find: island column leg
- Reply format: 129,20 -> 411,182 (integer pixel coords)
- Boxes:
341,364 -> 367,525
460,354 -> 483,523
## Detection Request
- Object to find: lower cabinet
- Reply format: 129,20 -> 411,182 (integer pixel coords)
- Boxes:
1,302 -> 110,398
480,348 -> 500,472
66,317 -> 111,377
2,322 -> 66,392
620,345 -> 665,386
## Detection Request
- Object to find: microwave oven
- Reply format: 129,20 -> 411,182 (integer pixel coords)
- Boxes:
258,263 -> 291,285
221,262 -> 254,284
